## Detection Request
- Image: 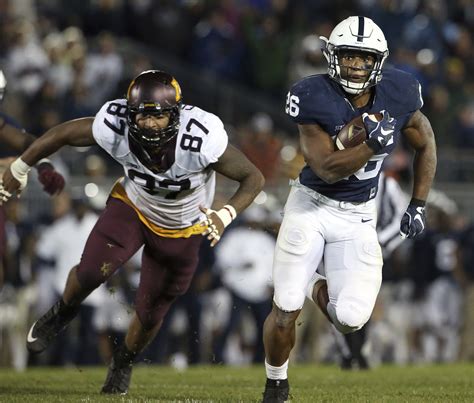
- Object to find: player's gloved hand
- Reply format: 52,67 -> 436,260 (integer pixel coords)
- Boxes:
400,199 -> 426,239
0,158 -> 31,204
199,205 -> 237,247
36,159 -> 65,195
363,110 -> 396,153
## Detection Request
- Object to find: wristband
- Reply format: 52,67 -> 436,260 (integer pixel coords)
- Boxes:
216,204 -> 237,227
37,158 -> 52,165
10,158 -> 32,180
410,198 -> 426,207
223,204 -> 237,220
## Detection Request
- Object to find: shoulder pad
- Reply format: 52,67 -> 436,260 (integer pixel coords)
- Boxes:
92,99 -> 129,157
286,75 -> 337,124
379,69 -> 423,115
179,106 -> 228,166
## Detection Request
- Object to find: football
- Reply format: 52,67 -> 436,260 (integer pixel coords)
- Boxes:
335,113 -> 382,150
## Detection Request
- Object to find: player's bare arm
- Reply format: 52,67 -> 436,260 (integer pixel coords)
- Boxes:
1,118 -> 96,195
299,122 -> 374,183
211,144 -> 265,213
201,144 -> 265,247
402,110 -> 437,201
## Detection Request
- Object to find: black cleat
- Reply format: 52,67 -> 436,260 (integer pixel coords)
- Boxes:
356,355 -> 370,370
262,378 -> 289,403
340,356 -> 354,370
26,299 -> 78,354
101,356 -> 133,394
101,345 -> 137,394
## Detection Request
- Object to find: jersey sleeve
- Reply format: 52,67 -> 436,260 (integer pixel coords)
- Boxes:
285,76 -> 332,125
382,69 -> 424,116
92,99 -> 128,157
403,73 -> 424,113
199,113 -> 228,166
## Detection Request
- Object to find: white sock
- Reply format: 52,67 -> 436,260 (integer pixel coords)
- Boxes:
265,359 -> 289,380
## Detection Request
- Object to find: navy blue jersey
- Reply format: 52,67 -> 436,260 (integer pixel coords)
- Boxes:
0,111 -> 25,157
285,68 -> 423,202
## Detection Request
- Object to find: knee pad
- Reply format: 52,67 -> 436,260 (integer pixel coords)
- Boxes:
327,298 -> 371,334
274,287 -> 306,312
276,212 -> 313,260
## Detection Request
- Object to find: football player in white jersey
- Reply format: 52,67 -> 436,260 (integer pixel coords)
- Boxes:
0,70 -> 264,394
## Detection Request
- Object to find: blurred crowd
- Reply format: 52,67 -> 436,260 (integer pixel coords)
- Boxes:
0,0 -> 474,370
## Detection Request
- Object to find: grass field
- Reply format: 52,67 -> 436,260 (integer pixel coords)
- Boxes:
0,364 -> 473,402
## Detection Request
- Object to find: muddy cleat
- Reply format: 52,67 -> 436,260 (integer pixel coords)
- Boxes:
27,299 -> 78,354
101,357 -> 133,394
262,378 -> 290,403
101,345 -> 137,394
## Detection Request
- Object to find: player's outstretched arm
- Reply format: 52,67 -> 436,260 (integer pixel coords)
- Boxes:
211,144 -> 265,213
0,117 -> 71,195
200,144 -> 265,247
299,122 -> 374,183
1,118 -> 96,199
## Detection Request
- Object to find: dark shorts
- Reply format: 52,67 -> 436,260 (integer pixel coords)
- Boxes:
0,206 -> 5,260
76,197 -> 203,328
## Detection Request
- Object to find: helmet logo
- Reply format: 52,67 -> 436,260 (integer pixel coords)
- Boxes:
171,78 -> 182,102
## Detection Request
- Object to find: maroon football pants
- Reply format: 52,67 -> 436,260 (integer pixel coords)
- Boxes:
76,197 -> 203,330
0,206 -> 5,261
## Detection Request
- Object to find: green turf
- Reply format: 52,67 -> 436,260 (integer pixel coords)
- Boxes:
0,364 -> 473,402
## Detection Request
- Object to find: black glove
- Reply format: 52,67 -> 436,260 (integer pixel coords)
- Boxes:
400,198 -> 426,239
363,110 -> 396,153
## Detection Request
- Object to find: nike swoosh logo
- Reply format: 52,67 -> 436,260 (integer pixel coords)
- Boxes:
27,322 -> 38,343
380,127 -> 393,135
361,218 -> 372,223
175,174 -> 187,179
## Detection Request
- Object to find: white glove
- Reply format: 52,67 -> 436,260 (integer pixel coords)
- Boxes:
0,158 -> 31,203
200,205 -> 237,247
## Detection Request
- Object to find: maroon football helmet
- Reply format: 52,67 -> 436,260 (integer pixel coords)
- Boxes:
126,70 -> 183,172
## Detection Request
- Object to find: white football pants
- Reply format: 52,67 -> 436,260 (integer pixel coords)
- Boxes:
273,181 -> 383,333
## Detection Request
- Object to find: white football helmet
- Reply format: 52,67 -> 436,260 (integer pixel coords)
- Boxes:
320,16 -> 389,94
0,70 -> 6,103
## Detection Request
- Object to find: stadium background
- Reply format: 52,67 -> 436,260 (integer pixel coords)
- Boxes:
0,0 -> 473,376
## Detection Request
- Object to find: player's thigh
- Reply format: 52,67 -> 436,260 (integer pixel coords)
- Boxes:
77,198 -> 145,288
325,223 -> 382,315
137,234 -> 203,301
273,188 -> 325,312
0,206 -> 5,260
135,234 -> 203,328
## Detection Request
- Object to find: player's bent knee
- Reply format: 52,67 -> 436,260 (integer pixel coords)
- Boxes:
274,288 -> 305,313
136,294 -> 176,330
274,308 -> 299,328
337,305 -> 370,330
328,300 -> 371,334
